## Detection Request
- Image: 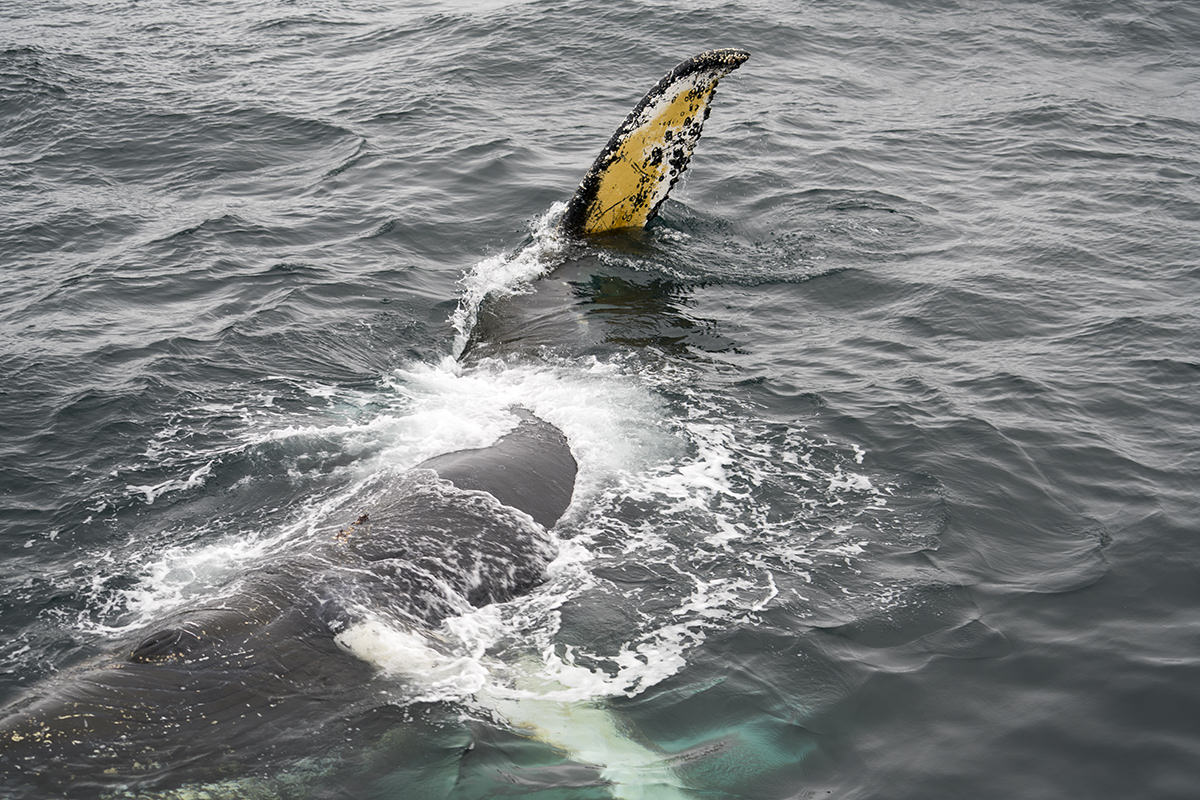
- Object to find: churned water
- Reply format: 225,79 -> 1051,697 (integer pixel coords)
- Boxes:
2,0 -> 1199,798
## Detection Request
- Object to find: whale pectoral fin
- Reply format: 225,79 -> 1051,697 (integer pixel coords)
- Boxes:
476,661 -> 693,800
489,695 -> 693,800
560,48 -> 749,237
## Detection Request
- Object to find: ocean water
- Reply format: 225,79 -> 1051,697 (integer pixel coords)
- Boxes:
2,0 -> 1199,798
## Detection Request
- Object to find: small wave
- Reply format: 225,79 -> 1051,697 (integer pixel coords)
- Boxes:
145,212 -> 287,248
322,136 -> 370,178
246,12 -> 367,34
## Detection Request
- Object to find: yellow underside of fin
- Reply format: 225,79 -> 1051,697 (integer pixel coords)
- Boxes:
581,84 -> 716,235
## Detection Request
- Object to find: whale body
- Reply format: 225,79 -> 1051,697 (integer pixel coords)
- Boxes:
0,48 -> 748,797
0,414 -> 576,793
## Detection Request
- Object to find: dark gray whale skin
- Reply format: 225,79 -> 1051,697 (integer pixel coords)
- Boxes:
0,413 -> 576,796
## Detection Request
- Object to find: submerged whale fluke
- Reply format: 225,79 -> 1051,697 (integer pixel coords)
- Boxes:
559,48 -> 749,237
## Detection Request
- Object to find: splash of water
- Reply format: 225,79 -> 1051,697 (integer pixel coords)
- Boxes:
449,202 -> 568,358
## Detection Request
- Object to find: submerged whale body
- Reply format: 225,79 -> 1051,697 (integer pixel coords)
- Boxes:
0,48 -> 748,795
0,415 -> 576,791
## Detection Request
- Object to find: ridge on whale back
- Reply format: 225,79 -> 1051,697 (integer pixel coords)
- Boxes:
0,48 -> 749,796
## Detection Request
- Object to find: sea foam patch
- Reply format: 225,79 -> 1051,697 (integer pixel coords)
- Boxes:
335,367 -> 891,714
382,356 -> 678,504
420,362 -> 905,708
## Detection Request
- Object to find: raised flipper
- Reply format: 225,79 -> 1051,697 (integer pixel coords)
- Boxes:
560,48 -> 749,237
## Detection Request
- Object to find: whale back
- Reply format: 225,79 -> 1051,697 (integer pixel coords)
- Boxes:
0,415 -> 577,794
0,573 -> 373,794
416,410 -> 577,529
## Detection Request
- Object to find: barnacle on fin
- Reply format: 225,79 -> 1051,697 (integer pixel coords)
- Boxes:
560,48 -> 749,236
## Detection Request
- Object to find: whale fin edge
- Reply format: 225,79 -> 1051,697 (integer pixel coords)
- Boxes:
560,48 -> 750,237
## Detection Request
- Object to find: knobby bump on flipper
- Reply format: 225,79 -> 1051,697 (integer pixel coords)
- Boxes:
559,48 -> 750,237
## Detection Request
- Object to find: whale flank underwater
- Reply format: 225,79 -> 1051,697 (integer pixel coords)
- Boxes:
0,48 -> 749,797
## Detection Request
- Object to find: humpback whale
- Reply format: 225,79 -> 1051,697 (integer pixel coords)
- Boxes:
0,48 -> 749,797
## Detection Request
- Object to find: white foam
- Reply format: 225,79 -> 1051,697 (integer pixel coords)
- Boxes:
126,460 -> 214,505
828,468 -> 874,493
96,468 -> 387,635
380,357 -> 677,505
335,616 -> 490,701
97,538 -> 258,631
